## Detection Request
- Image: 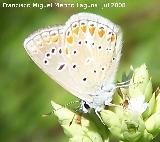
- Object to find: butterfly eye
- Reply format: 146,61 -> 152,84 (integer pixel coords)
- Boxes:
84,102 -> 90,109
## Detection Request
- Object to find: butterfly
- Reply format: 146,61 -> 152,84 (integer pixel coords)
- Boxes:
24,13 -> 122,120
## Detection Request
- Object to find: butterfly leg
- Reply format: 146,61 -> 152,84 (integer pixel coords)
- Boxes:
115,79 -> 131,88
108,103 -> 123,108
116,80 -> 143,89
69,113 -> 76,126
116,80 -> 131,85
95,107 -> 105,125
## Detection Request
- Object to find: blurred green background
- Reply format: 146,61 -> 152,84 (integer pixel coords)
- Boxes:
0,0 -> 160,142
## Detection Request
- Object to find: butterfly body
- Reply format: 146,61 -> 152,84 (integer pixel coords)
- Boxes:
24,13 -> 122,116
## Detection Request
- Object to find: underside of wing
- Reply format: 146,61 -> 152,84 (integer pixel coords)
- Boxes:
24,12 -> 122,102
24,26 -> 92,102
61,13 -> 122,95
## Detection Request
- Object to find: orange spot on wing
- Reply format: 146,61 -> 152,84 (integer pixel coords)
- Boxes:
51,35 -> 58,42
81,24 -> 87,32
89,26 -> 95,35
72,27 -> 79,35
111,34 -> 115,42
66,36 -> 73,44
98,29 -> 105,38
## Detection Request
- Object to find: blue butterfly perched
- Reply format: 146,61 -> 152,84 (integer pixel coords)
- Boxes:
24,13 -> 122,121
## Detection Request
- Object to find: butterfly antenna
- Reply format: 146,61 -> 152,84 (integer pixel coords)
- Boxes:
55,100 -> 80,111
42,100 -> 80,117
64,100 -> 80,107
42,111 -> 54,117
108,103 -> 123,108
116,80 -> 131,85
116,80 -> 142,89
95,110 -> 106,125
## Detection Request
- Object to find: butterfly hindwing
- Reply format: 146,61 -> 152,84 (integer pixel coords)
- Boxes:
61,13 -> 122,95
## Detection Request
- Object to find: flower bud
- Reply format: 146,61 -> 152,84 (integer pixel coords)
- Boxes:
145,112 -> 160,135
101,108 -> 145,141
51,101 -> 104,142
129,64 -> 152,101
138,130 -> 153,142
154,89 -> 160,112
143,93 -> 155,119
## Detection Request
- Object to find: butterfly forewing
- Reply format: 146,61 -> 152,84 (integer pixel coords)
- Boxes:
24,26 -> 93,102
